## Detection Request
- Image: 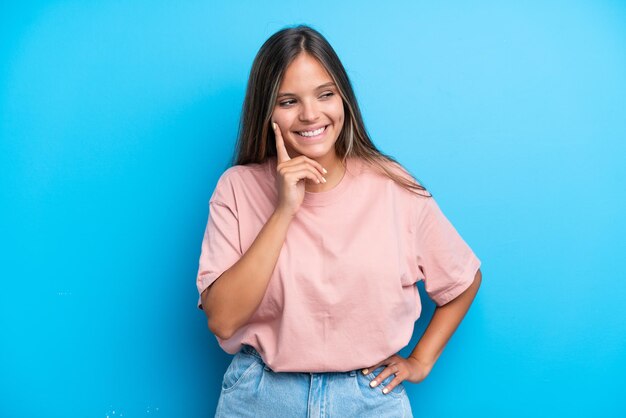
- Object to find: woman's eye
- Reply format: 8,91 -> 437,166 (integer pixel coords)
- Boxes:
279,92 -> 334,107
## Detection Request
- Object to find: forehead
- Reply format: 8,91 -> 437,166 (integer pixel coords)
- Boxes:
279,53 -> 333,89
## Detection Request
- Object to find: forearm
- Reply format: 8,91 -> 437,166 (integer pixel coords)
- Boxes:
203,209 -> 294,339
409,269 -> 482,370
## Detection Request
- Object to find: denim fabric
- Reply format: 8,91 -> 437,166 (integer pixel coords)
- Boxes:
215,345 -> 414,417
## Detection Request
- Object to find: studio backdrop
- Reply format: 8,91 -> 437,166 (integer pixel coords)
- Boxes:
1,1 -> 624,417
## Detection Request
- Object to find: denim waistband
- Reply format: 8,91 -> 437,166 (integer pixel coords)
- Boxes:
239,344 -> 357,376
241,344 -> 264,360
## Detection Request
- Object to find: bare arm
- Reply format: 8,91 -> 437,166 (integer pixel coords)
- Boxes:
202,209 -> 294,340
409,268 -> 482,371
202,121 -> 326,340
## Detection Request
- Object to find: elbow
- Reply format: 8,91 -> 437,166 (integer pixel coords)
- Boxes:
204,302 -> 236,340
208,315 -> 235,340
204,304 -> 236,340
208,316 -> 235,340
201,287 -> 231,339
201,275 -> 238,340
201,278 -> 238,340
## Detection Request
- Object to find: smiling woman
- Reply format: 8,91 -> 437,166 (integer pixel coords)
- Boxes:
271,53 -> 345,191
196,24 -> 482,418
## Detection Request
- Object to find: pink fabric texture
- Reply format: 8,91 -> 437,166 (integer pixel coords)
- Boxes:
196,156 -> 481,372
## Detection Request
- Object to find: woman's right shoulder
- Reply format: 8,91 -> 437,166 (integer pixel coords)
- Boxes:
217,164 -> 245,183
213,160 -> 274,195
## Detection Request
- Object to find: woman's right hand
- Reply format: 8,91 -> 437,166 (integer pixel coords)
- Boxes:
272,121 -> 327,218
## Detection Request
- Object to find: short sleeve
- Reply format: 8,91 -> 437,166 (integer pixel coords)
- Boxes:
414,196 -> 481,306
196,174 -> 242,310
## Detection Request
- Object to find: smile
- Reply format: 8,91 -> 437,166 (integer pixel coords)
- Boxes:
296,125 -> 328,138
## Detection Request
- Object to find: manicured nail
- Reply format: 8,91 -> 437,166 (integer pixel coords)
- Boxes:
272,123 -> 277,130
321,177 -> 326,183
362,369 -> 369,375
322,168 -> 328,174
370,380 -> 378,387
383,388 -> 389,394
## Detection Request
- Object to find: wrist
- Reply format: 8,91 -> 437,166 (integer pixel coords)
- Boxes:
408,354 -> 435,372
273,207 -> 296,222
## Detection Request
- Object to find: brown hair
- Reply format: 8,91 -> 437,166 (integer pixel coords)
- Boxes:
231,24 -> 431,198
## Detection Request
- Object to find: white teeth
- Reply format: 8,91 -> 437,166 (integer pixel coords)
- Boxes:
298,126 -> 326,137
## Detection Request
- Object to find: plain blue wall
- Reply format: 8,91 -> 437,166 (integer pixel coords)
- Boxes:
1,1 -> 625,417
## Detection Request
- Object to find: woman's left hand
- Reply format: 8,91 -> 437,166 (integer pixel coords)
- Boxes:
361,354 -> 433,394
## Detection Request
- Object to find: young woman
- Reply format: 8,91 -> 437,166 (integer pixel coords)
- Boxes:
196,24 -> 482,418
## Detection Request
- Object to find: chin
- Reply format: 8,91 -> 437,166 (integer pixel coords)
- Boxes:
304,149 -> 337,161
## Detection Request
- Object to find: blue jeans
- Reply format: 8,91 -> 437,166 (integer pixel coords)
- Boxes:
215,344 -> 414,417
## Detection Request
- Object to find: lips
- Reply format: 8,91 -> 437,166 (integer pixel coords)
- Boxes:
295,124 -> 328,138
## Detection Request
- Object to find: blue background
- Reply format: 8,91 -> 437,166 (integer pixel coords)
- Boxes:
1,1 -> 625,417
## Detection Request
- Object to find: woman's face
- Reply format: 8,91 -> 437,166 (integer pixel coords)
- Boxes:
271,53 -> 344,161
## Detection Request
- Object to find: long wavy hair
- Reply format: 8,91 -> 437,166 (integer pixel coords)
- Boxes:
231,24 -> 432,198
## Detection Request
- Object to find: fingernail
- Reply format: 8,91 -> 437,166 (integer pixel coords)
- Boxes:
383,388 -> 389,394
362,369 -> 369,375
323,168 -> 328,174
370,380 -> 378,387
272,122 -> 277,130
321,177 -> 326,183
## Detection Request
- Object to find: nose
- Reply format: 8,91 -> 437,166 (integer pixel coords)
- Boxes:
298,98 -> 320,122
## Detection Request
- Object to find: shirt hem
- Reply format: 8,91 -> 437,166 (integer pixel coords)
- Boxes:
432,254 -> 481,307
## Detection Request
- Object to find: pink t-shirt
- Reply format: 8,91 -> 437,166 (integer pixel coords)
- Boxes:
196,155 -> 481,372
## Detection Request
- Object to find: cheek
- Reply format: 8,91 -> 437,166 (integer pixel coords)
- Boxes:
335,109 -> 345,137
334,108 -> 345,127
331,101 -> 345,122
274,108 -> 298,125
271,108 -> 283,124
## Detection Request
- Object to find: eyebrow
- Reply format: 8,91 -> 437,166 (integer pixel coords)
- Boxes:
277,82 -> 336,98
